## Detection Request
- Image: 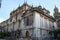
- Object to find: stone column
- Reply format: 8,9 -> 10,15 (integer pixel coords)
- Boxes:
18,20 -> 20,30
7,24 -> 9,32
12,22 -> 15,37
13,22 -> 15,31
40,28 -> 42,40
40,16 -> 41,28
42,16 -> 44,28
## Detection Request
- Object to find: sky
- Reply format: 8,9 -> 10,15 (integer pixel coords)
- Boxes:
0,0 -> 60,23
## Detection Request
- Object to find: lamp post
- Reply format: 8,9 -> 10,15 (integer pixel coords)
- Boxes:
0,0 -> 2,8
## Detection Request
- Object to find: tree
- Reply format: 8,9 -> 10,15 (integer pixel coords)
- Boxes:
0,32 -> 10,38
49,28 -> 60,40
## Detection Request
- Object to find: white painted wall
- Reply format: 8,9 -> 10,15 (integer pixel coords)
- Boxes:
54,22 -> 57,29
12,16 -> 16,22
33,12 -> 40,28
33,11 -> 57,37
17,13 -> 21,20
8,23 -> 13,32
14,22 -> 18,31
33,12 -> 41,37
20,19 -> 24,29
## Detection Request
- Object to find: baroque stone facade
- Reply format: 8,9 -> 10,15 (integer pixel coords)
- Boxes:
0,3 -> 57,40
54,6 -> 60,28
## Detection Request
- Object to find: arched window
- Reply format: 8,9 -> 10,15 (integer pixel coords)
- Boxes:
16,30 -> 22,38
26,31 -> 29,37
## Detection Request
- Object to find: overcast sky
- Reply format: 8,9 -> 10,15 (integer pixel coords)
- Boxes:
0,0 -> 60,23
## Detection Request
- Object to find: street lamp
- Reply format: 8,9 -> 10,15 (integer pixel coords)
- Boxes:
0,0 -> 2,8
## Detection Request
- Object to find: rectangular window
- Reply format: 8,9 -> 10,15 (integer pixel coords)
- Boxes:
10,18 -> 12,22
26,17 -> 29,26
24,14 -> 33,26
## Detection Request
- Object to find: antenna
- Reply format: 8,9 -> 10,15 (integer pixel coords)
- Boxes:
24,0 -> 27,11
19,4 -> 20,7
13,8 -> 14,11
31,3 -> 33,8
55,5 -> 57,8
24,0 -> 27,4
32,3 -> 33,7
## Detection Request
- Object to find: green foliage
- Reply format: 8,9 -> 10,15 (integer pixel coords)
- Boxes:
49,28 -> 60,39
0,32 -> 10,38
50,29 -> 60,34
